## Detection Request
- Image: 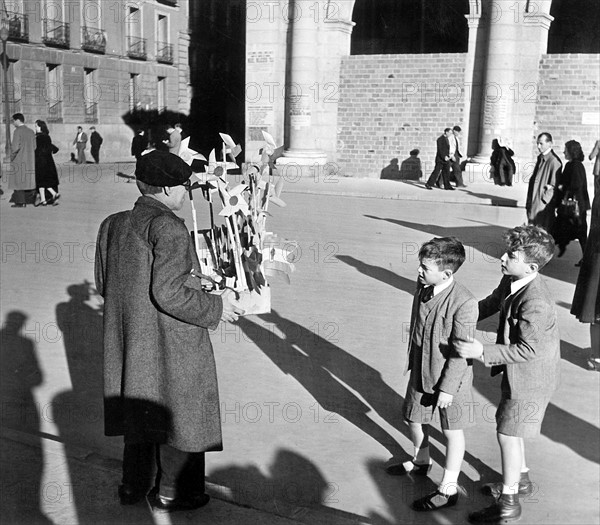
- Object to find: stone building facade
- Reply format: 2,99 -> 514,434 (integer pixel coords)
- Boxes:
239,0 -> 600,178
0,0 -> 190,160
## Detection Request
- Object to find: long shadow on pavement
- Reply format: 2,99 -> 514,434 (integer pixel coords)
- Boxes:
0,311 -> 53,525
237,311 -> 499,518
363,215 -> 578,286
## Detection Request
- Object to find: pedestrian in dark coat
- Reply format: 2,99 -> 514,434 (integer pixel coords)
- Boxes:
554,140 -> 591,260
131,129 -> 148,159
89,126 -> 103,163
8,113 -> 36,207
34,120 -> 60,206
95,150 -> 243,512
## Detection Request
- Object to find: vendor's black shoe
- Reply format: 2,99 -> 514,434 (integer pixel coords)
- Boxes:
468,494 -> 521,523
149,490 -> 210,513
385,460 -> 431,476
425,184 -> 433,190
482,473 -> 533,498
118,484 -> 147,505
10,203 -> 26,208
412,490 -> 458,511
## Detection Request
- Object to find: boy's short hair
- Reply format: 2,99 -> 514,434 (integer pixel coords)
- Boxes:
418,237 -> 466,273
503,225 -> 555,269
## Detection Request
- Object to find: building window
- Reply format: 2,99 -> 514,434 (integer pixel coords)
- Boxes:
548,0 -> 600,53
126,6 -> 146,60
129,73 -> 140,110
2,1 -> 29,43
46,64 -> 63,122
81,0 -> 106,53
156,14 -> 173,63
84,68 -> 98,123
42,0 -> 70,48
157,77 -> 166,111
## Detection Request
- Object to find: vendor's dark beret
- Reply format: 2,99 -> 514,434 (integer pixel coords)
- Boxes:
135,150 -> 192,187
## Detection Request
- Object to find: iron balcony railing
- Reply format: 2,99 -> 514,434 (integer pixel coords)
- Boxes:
156,0 -> 178,6
47,100 -> 63,123
42,18 -> 70,48
84,102 -> 98,123
156,42 -> 173,64
82,26 -> 107,54
5,11 -> 29,42
127,36 -> 147,60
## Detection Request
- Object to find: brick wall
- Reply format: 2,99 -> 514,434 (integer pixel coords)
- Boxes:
337,54 -> 467,178
536,54 -> 600,160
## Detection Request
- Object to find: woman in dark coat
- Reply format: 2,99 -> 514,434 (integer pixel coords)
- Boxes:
571,191 -> 600,370
34,120 -> 60,206
554,140 -> 591,261
490,138 -> 515,186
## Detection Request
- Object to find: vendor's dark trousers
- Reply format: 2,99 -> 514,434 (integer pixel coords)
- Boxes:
122,442 -> 206,500
426,160 -> 452,189
10,190 -> 28,204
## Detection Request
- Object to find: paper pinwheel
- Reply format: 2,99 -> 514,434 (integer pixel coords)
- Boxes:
218,182 -> 250,217
178,137 -> 207,166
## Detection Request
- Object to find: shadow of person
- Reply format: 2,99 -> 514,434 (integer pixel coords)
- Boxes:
0,311 -> 52,524
381,158 -> 401,180
237,312 -> 403,455
237,311 -> 498,488
336,254 -> 416,294
52,282 -> 105,522
209,448 -> 366,523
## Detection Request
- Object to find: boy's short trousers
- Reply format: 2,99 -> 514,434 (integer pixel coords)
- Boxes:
403,382 -> 475,430
496,376 -> 551,438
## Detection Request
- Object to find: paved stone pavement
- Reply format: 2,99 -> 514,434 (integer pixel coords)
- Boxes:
0,162 -> 598,524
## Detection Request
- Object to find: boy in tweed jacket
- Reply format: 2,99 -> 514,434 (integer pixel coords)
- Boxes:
387,237 -> 478,512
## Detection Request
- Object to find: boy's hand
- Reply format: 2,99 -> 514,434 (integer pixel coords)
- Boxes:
436,391 -> 453,410
455,338 -> 484,360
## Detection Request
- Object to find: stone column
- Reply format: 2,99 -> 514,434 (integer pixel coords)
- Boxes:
470,0 -> 553,166
278,0 -> 327,175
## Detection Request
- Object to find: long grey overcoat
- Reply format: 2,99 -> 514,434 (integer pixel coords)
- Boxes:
9,124 -> 36,190
95,196 -> 224,452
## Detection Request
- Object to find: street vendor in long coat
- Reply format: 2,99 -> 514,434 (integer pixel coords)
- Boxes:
95,150 -> 243,513
526,132 -> 562,233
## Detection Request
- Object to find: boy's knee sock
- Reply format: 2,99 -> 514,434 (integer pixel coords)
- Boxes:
439,469 -> 459,495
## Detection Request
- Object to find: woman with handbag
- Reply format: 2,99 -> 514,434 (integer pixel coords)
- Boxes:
34,120 -> 61,206
554,140 -> 590,264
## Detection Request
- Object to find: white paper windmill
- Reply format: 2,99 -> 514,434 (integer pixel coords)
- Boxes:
178,137 -> 207,166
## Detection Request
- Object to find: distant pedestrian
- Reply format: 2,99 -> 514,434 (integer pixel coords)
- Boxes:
490,138 -> 516,186
571,191 -> 600,371
589,139 -> 600,196
425,128 -> 454,190
526,132 -> 562,233
163,123 -> 182,155
554,140 -> 590,262
73,126 -> 88,164
8,113 -> 36,208
34,120 -> 60,206
131,129 -> 148,160
449,126 -> 466,187
90,126 -> 103,164
386,237 -> 477,513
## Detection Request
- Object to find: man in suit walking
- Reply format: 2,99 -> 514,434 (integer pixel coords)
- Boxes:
73,126 -> 88,164
426,129 -> 454,190
89,126 -> 103,164
449,126 -> 467,187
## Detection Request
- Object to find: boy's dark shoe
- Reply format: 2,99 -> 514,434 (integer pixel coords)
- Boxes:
148,488 -> 210,513
412,490 -> 458,511
118,484 -> 147,505
481,472 -> 533,498
468,494 -> 521,523
385,460 -> 431,476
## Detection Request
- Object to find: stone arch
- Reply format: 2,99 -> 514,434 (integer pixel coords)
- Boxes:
349,0 -> 470,55
547,0 -> 600,53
